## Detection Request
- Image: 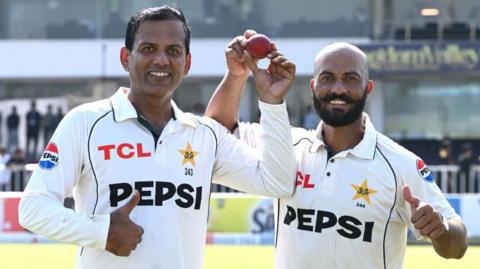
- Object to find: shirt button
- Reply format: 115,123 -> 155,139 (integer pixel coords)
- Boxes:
326,172 -> 331,176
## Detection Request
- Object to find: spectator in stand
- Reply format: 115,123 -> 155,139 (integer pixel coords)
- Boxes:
54,106 -> 64,128
438,138 -> 455,192
0,147 -> 11,191
25,100 -> 42,161
438,138 -> 454,165
6,106 -> 20,153
457,143 -> 476,193
42,104 -> 57,147
7,148 -> 26,191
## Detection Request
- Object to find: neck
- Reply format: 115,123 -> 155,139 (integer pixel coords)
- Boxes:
322,115 -> 365,154
127,88 -> 173,134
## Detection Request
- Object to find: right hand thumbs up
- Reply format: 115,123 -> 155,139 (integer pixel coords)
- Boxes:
118,189 -> 141,215
106,190 -> 144,256
402,185 -> 420,214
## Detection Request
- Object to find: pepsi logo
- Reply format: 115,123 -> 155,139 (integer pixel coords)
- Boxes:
416,159 -> 434,183
39,143 -> 59,170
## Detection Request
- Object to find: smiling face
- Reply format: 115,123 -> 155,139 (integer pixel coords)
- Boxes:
310,43 -> 373,127
120,19 -> 191,100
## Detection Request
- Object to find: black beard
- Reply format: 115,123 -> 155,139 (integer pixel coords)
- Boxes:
313,90 -> 367,127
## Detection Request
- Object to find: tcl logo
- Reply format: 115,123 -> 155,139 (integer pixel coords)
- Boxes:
296,171 -> 315,189
98,143 -> 151,160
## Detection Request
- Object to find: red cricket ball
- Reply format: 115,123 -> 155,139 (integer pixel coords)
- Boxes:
245,34 -> 273,59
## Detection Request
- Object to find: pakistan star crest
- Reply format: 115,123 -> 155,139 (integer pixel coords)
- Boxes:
351,179 -> 377,205
178,142 -> 199,166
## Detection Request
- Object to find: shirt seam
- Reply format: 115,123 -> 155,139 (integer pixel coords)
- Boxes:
80,109 -> 113,256
376,145 -> 398,269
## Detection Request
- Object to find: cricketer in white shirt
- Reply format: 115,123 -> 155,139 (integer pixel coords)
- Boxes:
205,37 -> 467,268
237,114 -> 459,269
18,87 -> 296,269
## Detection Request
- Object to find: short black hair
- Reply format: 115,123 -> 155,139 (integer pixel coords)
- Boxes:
125,5 -> 191,55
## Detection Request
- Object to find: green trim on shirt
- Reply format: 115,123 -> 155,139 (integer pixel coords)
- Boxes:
137,114 -> 160,146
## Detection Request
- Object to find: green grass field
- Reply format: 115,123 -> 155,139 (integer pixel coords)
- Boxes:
0,244 -> 477,269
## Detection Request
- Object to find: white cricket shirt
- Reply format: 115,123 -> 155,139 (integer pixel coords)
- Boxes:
19,88 -> 295,269
238,113 -> 458,269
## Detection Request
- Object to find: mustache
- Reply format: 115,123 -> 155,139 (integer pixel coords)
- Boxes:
320,93 -> 354,103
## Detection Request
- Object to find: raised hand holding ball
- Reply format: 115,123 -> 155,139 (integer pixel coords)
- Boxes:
245,34 -> 273,59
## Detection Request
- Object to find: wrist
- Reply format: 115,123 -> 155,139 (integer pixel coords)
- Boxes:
258,95 -> 284,104
226,70 -> 249,80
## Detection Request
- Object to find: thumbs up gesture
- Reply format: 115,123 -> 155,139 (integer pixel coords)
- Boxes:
106,190 -> 144,256
402,185 -> 448,240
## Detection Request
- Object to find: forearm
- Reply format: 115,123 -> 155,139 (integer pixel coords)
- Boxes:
213,101 -> 295,198
205,71 -> 248,131
432,217 -> 468,259
256,100 -> 295,197
19,193 -> 110,248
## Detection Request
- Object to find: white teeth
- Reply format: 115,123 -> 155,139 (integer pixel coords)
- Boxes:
329,99 -> 347,105
149,71 -> 169,77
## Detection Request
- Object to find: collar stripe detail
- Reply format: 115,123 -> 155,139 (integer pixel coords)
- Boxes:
109,99 -> 117,122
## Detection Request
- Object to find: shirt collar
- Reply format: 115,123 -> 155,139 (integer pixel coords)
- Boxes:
310,113 -> 377,160
109,87 -> 197,128
310,122 -> 326,153
109,87 -> 137,122
171,100 -> 198,128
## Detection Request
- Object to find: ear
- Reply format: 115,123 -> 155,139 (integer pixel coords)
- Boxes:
183,53 -> 192,75
309,78 -> 315,95
120,47 -> 130,71
366,80 -> 374,94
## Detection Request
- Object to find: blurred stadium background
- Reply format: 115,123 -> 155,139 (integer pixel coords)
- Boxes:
0,0 -> 479,268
